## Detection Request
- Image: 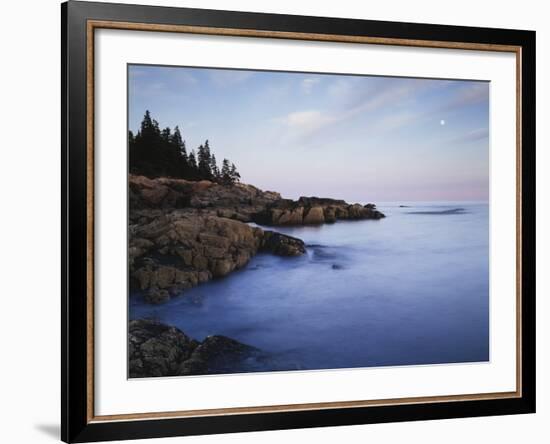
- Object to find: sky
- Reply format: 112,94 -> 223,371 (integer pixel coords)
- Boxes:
128,64 -> 489,202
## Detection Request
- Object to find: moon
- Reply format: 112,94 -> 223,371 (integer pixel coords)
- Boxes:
440,119 -> 446,126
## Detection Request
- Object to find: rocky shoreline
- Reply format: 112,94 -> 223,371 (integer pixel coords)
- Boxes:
130,210 -> 306,303
129,175 -> 384,303
129,174 -> 385,376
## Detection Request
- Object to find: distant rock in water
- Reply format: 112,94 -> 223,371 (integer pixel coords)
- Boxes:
129,319 -> 260,377
406,208 -> 467,215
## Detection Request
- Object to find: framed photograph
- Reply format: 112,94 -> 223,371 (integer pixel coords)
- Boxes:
62,1 -> 536,442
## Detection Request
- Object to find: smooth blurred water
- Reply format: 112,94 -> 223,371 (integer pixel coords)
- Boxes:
130,202 -> 489,372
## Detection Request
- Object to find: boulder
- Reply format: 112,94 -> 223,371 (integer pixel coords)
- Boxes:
144,288 -> 170,304
129,319 -> 258,378
276,207 -> 304,225
186,335 -> 258,374
303,206 -> 325,224
261,231 -> 306,256
129,319 -> 197,378
211,258 -> 234,277
323,206 -> 337,223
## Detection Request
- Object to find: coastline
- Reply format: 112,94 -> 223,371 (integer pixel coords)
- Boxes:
129,200 -> 489,376
129,174 -> 385,304
128,174 -> 386,377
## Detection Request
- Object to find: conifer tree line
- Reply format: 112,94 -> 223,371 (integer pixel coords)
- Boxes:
129,110 -> 241,185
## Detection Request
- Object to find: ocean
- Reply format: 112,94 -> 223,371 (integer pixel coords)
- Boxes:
130,202 -> 489,373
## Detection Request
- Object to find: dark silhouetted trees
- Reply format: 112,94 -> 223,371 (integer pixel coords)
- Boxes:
210,154 -> 220,181
197,141 -> 213,180
230,163 -> 241,183
188,150 -> 197,170
129,110 -> 241,184
221,159 -> 231,185
220,159 -> 241,185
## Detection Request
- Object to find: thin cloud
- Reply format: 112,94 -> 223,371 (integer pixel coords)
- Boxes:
451,127 -> 489,144
330,77 -> 429,113
281,110 -> 337,134
277,77 -> 428,141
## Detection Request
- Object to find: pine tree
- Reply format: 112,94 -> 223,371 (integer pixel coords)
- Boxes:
131,110 -> 163,176
197,140 -> 213,179
188,149 -> 198,170
197,144 -> 205,174
221,158 -> 231,185
210,154 -> 220,181
229,163 -> 241,183
139,110 -> 155,135
171,126 -> 187,162
152,119 -> 160,133
128,130 -> 136,173
161,127 -> 171,141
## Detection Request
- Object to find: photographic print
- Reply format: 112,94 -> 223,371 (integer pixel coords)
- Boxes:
127,64 -> 490,378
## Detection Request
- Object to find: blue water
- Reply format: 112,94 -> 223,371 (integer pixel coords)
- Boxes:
130,202 -> 489,372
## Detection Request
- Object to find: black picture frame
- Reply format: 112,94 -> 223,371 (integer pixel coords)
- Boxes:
62,1 -> 536,442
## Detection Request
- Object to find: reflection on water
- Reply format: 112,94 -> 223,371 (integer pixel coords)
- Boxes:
130,202 -> 489,373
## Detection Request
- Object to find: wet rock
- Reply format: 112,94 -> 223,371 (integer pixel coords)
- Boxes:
144,288 -> 170,304
133,264 -> 195,291
178,356 -> 208,375
276,207 -> 304,225
129,319 -> 258,378
211,258 -> 234,277
261,231 -> 306,256
323,206 -> 337,223
188,335 -> 259,374
303,206 -> 325,224
129,319 -> 197,378
130,212 -> 263,294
